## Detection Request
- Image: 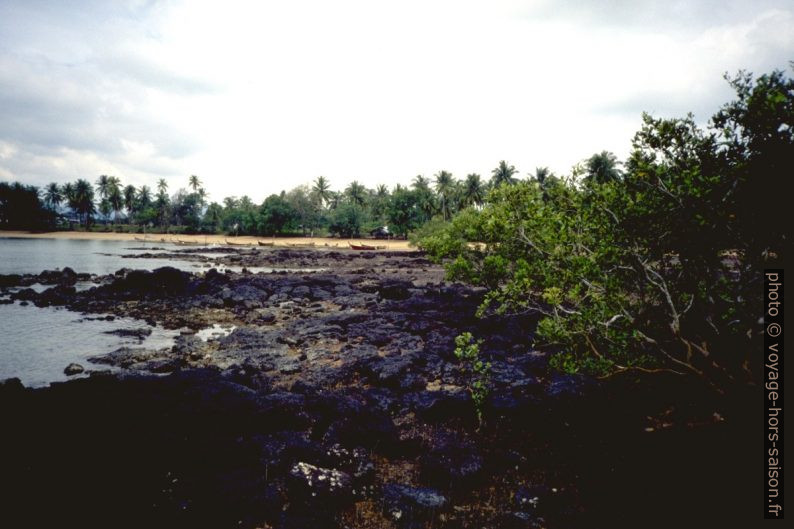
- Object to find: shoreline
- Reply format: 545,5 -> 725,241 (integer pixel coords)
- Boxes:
0,230 -> 415,250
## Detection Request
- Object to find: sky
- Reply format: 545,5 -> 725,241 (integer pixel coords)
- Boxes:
0,0 -> 792,203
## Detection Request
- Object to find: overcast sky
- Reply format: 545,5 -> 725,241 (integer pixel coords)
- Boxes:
1,0 -> 792,202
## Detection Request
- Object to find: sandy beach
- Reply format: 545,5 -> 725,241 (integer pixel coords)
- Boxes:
0,230 -> 414,250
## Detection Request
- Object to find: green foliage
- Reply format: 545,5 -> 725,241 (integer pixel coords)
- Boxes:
454,332 -> 491,425
328,202 -> 364,237
258,194 -> 295,236
422,68 -> 791,389
0,182 -> 55,230
387,186 -> 422,237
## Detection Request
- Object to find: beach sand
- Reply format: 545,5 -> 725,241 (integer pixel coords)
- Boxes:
0,230 -> 415,250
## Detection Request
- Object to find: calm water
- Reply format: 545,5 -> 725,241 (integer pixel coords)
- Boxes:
0,237 -> 210,275
0,237 -> 211,387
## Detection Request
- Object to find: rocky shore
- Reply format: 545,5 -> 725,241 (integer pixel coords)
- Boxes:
0,249 -> 757,528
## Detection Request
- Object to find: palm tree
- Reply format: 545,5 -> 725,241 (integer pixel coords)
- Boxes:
98,198 -> 112,222
434,170 -> 455,220
107,177 -> 122,223
95,175 -> 111,200
534,167 -> 552,185
462,173 -> 485,208
63,182 -> 76,212
412,175 -> 435,221
123,185 -> 137,217
312,176 -> 332,207
490,160 -> 517,188
43,183 -> 63,210
189,175 -> 201,192
412,175 -> 430,192
345,181 -> 366,207
584,151 -> 621,184
137,186 -> 152,208
73,179 -> 95,226
155,180 -> 170,228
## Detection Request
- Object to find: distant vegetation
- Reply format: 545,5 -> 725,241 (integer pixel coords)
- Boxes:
419,68 -> 791,391
3,167 -> 500,238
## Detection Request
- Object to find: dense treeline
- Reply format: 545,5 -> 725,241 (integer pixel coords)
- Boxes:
1,162 -> 560,237
418,68 -> 791,391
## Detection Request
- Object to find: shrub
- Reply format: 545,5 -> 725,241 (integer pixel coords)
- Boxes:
454,332 -> 491,425
422,69 -> 790,391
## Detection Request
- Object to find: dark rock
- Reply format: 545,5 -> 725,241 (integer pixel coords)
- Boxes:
64,363 -> 84,376
287,461 -> 352,500
383,484 -> 447,522
103,327 -> 153,340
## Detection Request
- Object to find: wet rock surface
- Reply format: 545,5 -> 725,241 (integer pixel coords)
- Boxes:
0,248 -> 757,528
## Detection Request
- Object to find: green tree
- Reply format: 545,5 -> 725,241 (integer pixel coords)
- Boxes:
123,185 -> 137,219
95,175 -> 111,201
202,202 -> 223,233
583,151 -> 621,184
345,181 -> 367,207
312,176 -> 332,208
387,185 -> 421,237
434,170 -> 455,220
286,185 -> 321,235
412,175 -> 436,222
189,175 -> 201,193
328,202 -> 363,238
370,184 -> 391,223
258,194 -> 295,236
419,68 -> 790,390
137,186 -> 152,209
107,177 -> 123,223
43,183 -> 63,211
462,173 -> 485,208
73,179 -> 96,226
490,160 -> 517,188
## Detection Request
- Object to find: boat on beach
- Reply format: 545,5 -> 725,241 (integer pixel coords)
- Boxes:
348,242 -> 386,250
173,239 -> 202,246
257,240 -> 275,246
225,238 -> 252,247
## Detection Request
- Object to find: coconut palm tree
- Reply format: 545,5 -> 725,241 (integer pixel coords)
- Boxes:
345,181 -> 366,207
43,183 -> 63,210
533,167 -> 552,185
434,170 -> 455,220
137,186 -> 152,208
157,178 -> 168,196
312,176 -> 332,207
412,175 -> 435,221
584,151 -> 621,184
123,185 -> 137,217
73,179 -> 95,225
490,160 -> 517,188
62,182 -> 76,212
107,177 -> 123,223
95,175 -> 111,200
462,173 -> 485,208
189,175 -> 201,192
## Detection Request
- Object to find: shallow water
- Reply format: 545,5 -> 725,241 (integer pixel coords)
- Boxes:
0,237 -> 214,386
0,237 -> 210,275
0,302 -> 181,387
